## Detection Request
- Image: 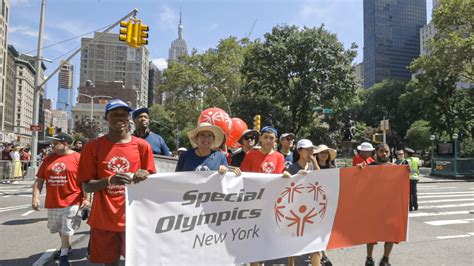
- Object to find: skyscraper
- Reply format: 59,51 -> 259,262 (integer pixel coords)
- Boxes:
363,0 -> 426,88
168,9 -> 188,61
80,32 -> 149,108
57,61 -> 74,131
163,9 -> 188,104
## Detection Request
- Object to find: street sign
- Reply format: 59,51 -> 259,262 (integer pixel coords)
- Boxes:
30,125 -> 43,132
323,108 -> 333,114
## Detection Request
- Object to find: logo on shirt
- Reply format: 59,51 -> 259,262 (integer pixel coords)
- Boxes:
274,181 -> 328,237
261,162 -> 276,173
51,162 -> 66,175
195,165 -> 211,172
107,156 -> 130,174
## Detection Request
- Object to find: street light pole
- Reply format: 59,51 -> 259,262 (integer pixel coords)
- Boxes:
78,93 -> 112,121
430,135 -> 436,174
31,0 -> 46,170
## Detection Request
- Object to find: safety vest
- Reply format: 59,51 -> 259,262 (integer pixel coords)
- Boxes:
406,157 -> 420,180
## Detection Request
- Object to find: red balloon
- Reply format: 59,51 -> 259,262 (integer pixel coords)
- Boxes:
198,108 -> 233,141
227,118 -> 248,147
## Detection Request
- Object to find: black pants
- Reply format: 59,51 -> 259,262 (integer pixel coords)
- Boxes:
410,180 -> 418,211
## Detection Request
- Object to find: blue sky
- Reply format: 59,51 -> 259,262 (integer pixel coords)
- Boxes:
8,0 -> 433,106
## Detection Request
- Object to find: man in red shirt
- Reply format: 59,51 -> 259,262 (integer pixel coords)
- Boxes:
240,126 -> 287,174
352,142 -> 375,166
78,99 -> 156,265
32,132 -> 90,266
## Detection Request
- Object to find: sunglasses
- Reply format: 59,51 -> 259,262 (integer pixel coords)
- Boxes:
244,136 -> 255,140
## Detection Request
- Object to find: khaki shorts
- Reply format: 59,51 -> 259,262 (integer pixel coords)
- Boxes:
47,205 -> 81,236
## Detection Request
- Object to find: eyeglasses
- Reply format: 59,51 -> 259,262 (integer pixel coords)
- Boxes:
283,137 -> 294,141
397,153 -> 404,156
244,136 -> 255,140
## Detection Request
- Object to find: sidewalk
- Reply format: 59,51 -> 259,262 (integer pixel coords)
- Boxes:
418,167 -> 473,183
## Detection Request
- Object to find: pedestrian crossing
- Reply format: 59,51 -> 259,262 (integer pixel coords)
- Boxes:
410,182 -> 474,239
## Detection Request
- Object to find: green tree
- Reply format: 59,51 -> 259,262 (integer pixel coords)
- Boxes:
404,0 -> 473,141
239,25 -> 358,137
405,120 -> 432,151
357,79 -> 410,146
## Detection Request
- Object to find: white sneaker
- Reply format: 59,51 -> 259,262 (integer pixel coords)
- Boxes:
12,181 -> 19,184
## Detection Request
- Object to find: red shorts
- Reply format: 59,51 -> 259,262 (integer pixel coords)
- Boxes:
89,227 -> 125,264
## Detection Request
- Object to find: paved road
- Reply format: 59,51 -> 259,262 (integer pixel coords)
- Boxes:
0,169 -> 472,266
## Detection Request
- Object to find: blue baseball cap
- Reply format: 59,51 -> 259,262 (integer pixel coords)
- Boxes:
260,126 -> 278,137
132,107 -> 149,120
105,99 -> 132,113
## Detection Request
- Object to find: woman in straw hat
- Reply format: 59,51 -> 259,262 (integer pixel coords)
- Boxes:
175,122 -> 240,175
314,144 -> 337,169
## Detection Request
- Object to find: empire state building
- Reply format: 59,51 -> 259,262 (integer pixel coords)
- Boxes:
168,10 -> 188,61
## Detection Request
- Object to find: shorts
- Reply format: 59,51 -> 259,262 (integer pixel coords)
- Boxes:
89,227 -> 125,264
47,205 -> 81,236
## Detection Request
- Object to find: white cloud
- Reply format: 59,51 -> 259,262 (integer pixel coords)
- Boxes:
9,25 -> 38,38
10,0 -> 31,6
152,58 -> 168,71
158,5 -> 179,31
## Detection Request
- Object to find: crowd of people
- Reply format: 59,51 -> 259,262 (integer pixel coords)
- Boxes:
26,98 -> 420,266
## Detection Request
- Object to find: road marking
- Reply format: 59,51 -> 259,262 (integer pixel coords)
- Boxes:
32,248 -> 56,266
418,185 -> 437,188
418,203 -> 474,209
409,210 -> 474,217
21,210 -> 35,216
436,235 -> 471,240
425,218 -> 474,226
418,191 -> 474,195
469,232 -> 474,236
0,189 -> 19,192
419,193 -> 474,199
0,204 -> 31,213
3,195 -> 11,198
419,198 -> 474,204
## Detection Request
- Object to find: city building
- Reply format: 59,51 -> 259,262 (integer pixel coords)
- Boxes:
80,32 -> 149,108
71,102 -> 108,136
77,80 -> 138,108
363,0 -> 426,88
51,109 -> 68,133
148,61 -> 162,106
11,53 -> 46,147
56,60 -> 75,130
3,45 -> 16,140
168,10 -> 188,61
0,0 -> 9,142
354,62 -> 364,88
163,10 -> 188,103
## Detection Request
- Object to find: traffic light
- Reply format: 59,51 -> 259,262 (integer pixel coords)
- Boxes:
48,127 -> 55,136
119,20 -> 133,46
136,21 -> 149,46
253,115 -> 261,132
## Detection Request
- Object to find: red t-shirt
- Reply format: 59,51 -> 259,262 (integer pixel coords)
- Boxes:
77,136 -> 157,232
352,154 -> 375,166
37,152 -> 82,208
240,149 -> 286,174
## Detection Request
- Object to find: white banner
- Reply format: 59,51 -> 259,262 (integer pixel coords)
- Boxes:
126,169 -> 340,265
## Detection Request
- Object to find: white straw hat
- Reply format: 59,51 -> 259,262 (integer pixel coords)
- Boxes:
187,123 -> 225,149
357,142 -> 375,152
313,144 -> 337,161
